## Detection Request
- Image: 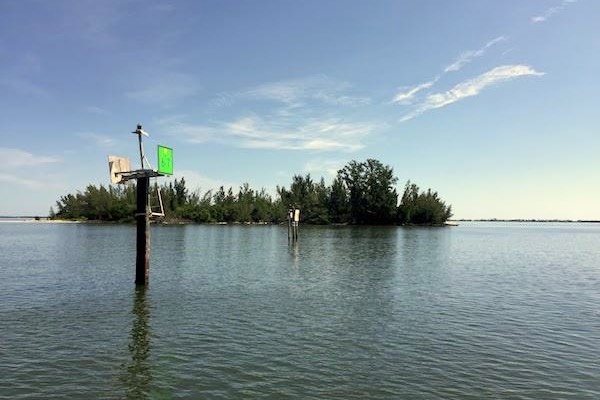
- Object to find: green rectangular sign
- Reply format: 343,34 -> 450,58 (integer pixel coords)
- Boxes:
157,145 -> 173,175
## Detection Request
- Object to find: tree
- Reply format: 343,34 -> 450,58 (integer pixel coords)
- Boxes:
338,159 -> 398,224
173,178 -> 188,210
51,160 -> 452,226
277,174 -> 329,224
397,181 -> 453,225
328,177 -> 350,223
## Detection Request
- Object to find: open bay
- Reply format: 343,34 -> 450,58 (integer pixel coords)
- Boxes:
1,222 -> 599,399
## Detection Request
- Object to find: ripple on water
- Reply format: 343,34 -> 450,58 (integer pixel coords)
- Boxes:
1,223 -> 599,398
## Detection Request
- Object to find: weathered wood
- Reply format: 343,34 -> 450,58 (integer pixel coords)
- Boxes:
135,177 -> 150,285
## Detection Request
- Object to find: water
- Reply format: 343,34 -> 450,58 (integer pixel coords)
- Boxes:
1,222 -> 599,399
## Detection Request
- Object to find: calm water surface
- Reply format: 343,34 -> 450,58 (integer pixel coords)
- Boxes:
0,222 -> 599,399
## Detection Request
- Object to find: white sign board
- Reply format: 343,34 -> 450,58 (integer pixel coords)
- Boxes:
108,156 -> 131,184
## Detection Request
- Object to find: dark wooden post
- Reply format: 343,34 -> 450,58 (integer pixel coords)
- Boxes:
135,176 -> 150,285
287,207 -> 292,241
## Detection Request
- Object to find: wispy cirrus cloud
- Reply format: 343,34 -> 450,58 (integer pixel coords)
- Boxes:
0,148 -> 61,190
0,147 -> 60,168
392,36 -> 507,105
304,159 -> 346,178
444,36 -> 507,72
0,173 -> 61,190
400,65 -> 544,122
168,169 -> 236,193
531,0 -> 576,24
164,116 -> 375,152
213,75 -> 370,108
196,75 -> 375,152
392,78 -> 438,105
78,132 -> 115,146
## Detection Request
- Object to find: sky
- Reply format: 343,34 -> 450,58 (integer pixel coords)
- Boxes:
0,0 -> 598,220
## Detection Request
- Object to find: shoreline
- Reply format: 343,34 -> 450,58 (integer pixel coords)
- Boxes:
1,217 -> 599,226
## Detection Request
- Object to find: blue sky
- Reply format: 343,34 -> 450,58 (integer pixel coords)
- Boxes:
1,0 -> 598,219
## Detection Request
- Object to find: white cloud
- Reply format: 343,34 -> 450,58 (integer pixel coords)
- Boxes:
304,159 -> 345,178
168,170 -> 236,193
165,122 -> 216,144
0,147 -> 60,168
392,36 -> 506,105
400,65 -> 544,122
0,173 -> 60,190
165,116 -> 374,152
531,0 -> 576,24
218,75 -> 370,108
444,36 -> 507,72
227,117 -> 371,151
392,78 -> 438,104
79,132 -> 115,146
199,76 -> 373,151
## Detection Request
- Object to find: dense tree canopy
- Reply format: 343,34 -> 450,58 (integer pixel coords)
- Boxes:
52,159 -> 452,225
397,181 -> 453,225
338,159 -> 398,224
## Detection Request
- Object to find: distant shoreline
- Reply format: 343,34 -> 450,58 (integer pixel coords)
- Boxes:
1,217 -> 598,224
0,217 -> 81,224
454,219 -> 600,223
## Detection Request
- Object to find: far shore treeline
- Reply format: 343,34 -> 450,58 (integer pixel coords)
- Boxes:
51,159 -> 452,225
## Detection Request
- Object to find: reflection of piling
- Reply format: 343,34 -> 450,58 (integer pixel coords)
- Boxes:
135,177 -> 150,285
292,220 -> 298,241
121,285 -> 152,399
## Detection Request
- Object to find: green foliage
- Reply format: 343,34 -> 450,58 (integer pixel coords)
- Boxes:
54,184 -> 136,221
53,159 -> 452,226
397,181 -> 453,225
277,174 -> 330,224
327,177 -> 350,223
338,159 -> 398,224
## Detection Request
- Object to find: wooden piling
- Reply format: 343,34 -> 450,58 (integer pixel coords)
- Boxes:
287,208 -> 292,241
135,176 -> 150,285
287,207 -> 299,242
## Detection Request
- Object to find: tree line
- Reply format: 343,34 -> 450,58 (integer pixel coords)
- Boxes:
52,159 -> 452,225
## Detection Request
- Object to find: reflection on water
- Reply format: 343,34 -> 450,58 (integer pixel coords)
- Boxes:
288,239 -> 300,266
120,286 -> 152,399
2,223 -> 599,399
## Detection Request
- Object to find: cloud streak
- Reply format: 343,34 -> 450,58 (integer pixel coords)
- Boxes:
392,78 -> 438,104
400,65 -> 544,122
444,36 -> 507,72
168,169 -> 236,193
165,116 -> 375,152
531,0 -> 576,24
192,75 -> 375,152
0,147 -> 60,168
392,36 -> 507,105
0,148 -> 61,190
214,75 -> 371,108
79,132 -> 115,146
0,173 -> 60,190
304,159 -> 345,178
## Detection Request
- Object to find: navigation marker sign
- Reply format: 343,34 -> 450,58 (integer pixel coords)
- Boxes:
157,145 -> 173,175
